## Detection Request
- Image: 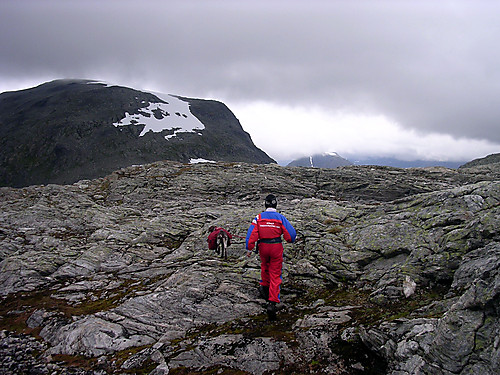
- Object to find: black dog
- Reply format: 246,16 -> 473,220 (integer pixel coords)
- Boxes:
216,230 -> 230,260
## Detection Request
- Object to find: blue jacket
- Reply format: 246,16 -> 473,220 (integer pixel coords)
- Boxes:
245,208 -> 296,251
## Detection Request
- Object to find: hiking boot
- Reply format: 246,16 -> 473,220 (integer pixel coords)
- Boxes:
258,285 -> 269,301
266,301 -> 277,321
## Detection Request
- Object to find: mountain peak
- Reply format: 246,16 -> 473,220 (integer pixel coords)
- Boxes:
287,152 -> 353,168
0,79 -> 274,187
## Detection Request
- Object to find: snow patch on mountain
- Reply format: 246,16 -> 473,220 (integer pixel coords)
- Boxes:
190,158 -> 217,164
88,81 -> 205,139
114,92 -> 205,139
325,152 -> 340,157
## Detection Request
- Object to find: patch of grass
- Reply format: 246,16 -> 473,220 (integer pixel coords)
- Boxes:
111,344 -> 157,374
165,280 -> 447,374
326,225 -> 343,234
122,359 -> 157,375
316,284 -> 448,326
0,276 -> 161,335
0,289 -> 71,334
0,308 -> 42,337
157,233 -> 188,249
51,354 -> 97,371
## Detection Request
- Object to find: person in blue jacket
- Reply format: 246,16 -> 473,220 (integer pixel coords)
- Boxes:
246,194 -> 296,320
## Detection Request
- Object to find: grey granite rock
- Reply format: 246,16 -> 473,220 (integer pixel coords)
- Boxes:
0,161 -> 498,374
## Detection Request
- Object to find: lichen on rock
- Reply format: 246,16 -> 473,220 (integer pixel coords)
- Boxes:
0,160 -> 499,374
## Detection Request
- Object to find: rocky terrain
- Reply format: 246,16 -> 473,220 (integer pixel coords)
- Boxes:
0,160 -> 499,374
0,79 -> 273,187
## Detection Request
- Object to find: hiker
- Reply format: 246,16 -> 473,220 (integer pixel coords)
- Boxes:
245,194 -> 296,320
207,226 -> 232,252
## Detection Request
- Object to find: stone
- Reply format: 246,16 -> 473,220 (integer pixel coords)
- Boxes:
402,276 -> 417,298
40,316 -> 156,357
0,160 -> 499,374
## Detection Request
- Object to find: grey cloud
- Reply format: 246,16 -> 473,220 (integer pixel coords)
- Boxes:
1,0 -> 500,146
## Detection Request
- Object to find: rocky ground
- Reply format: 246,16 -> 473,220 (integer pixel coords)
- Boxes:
0,161 -> 499,374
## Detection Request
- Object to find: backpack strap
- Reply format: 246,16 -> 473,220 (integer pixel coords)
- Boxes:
255,214 -> 261,252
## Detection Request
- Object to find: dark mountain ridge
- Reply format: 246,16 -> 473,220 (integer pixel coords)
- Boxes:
0,79 -> 274,187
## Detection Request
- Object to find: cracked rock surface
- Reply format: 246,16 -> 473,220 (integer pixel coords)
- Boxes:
0,161 -> 499,374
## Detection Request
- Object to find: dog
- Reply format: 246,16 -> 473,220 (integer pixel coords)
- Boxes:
216,230 -> 230,260
208,226 -> 232,259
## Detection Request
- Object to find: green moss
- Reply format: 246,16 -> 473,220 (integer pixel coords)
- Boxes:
166,283 -> 400,374
51,354 -> 97,371
0,290 -> 71,334
327,225 -> 343,234
110,344 -> 156,374
475,336 -> 487,351
178,312 -> 298,348
0,276 -> 164,335
297,283 -> 447,327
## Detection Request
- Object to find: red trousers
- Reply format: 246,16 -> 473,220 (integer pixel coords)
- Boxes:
259,243 -> 283,303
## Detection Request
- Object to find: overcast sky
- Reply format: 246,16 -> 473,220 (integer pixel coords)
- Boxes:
1,0 -> 499,163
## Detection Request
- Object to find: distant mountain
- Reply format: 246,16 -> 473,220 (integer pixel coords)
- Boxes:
286,154 -> 466,169
459,153 -> 500,168
0,79 -> 274,187
287,152 -> 353,168
349,157 -> 465,169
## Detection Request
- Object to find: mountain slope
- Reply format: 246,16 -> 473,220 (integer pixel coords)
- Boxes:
0,79 -> 274,187
459,152 -> 500,168
351,156 -> 465,169
287,152 -> 353,168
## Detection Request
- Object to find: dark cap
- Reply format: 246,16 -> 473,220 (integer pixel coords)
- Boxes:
264,194 -> 277,208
